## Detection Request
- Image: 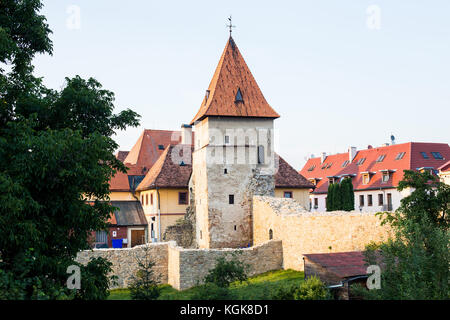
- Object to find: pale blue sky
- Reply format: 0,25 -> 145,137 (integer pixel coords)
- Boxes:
34,0 -> 450,169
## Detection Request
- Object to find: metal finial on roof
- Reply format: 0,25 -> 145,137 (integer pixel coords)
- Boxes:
226,15 -> 236,36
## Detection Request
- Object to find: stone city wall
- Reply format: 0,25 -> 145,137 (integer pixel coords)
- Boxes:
168,240 -> 283,290
253,196 -> 393,271
76,242 -> 172,289
76,240 -> 282,290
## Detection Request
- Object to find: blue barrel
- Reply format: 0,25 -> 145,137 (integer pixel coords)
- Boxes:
112,239 -> 123,248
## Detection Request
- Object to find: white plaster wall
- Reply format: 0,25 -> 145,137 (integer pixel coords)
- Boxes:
309,188 -> 412,213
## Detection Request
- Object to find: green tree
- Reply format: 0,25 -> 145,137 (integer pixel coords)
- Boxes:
341,178 -> 355,211
0,0 -> 140,299
129,246 -> 161,300
326,183 -> 334,211
353,170 -> 449,299
332,182 -> 342,211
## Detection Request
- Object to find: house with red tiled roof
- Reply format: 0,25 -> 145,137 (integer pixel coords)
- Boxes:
300,142 -> 450,212
135,144 -> 193,240
438,160 -> 450,185
101,129 -> 192,248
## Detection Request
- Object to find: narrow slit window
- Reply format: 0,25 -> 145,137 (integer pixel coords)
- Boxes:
257,145 -> 265,164
229,194 -> 234,204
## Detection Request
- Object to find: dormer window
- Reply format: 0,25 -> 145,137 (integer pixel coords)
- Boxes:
382,172 -> 390,183
362,173 -> 370,185
395,152 -> 406,160
431,152 -> 443,160
235,88 -> 243,102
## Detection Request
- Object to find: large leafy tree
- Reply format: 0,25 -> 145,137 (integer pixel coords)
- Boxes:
354,170 -> 449,299
0,0 -> 140,299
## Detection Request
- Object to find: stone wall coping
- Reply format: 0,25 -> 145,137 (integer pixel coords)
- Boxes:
253,195 -> 382,217
79,241 -> 176,253
169,240 -> 281,253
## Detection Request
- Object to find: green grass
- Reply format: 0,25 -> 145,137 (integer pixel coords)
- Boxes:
108,269 -> 304,300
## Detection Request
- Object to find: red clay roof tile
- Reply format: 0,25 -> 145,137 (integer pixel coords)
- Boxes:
190,37 -> 280,125
304,251 -> 367,278
300,142 -> 450,194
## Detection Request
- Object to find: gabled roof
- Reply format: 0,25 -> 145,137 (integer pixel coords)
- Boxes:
136,145 -> 193,191
438,160 -> 450,172
110,201 -> 147,226
300,142 -> 450,194
124,129 -> 184,171
303,251 -> 367,278
110,129 -> 194,191
190,37 -> 280,125
115,151 -> 129,162
275,155 -> 315,189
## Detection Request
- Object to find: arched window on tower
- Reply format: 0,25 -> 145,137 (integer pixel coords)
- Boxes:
269,229 -> 273,240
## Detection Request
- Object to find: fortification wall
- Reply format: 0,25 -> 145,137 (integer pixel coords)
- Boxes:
168,240 -> 282,290
76,240 -> 282,291
76,242 -> 172,289
253,196 -> 393,271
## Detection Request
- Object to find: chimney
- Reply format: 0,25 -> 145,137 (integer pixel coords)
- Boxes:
348,146 -> 357,162
181,124 -> 192,145
321,152 -> 327,163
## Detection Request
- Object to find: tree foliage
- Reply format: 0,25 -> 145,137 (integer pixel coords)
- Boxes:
354,170 -> 449,299
0,0 -> 140,299
204,252 -> 250,288
271,276 -> 331,300
129,246 -> 161,300
326,178 -> 354,211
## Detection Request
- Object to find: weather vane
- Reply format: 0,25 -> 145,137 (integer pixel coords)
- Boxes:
226,15 -> 236,36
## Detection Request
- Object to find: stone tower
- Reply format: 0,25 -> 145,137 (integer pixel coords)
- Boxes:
190,36 -> 280,249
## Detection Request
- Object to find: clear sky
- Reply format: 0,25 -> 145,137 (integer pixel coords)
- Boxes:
34,0 -> 450,170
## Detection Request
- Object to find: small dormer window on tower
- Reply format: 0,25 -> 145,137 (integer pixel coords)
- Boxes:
235,88 -> 243,103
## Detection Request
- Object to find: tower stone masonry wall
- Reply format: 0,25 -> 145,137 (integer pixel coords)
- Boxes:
192,117 -> 276,249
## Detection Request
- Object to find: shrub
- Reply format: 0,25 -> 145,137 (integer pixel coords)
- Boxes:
270,284 -> 297,300
190,283 -> 232,300
204,252 -> 250,288
293,276 -> 331,300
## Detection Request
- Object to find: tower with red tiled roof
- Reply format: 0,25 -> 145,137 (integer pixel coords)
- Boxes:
191,36 -> 280,249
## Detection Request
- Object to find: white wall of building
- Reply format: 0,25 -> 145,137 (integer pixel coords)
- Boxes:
309,188 -> 412,213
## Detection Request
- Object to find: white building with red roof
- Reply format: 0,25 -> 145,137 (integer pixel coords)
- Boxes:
300,142 -> 450,212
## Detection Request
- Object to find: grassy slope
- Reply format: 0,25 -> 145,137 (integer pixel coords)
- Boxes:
108,269 -> 304,300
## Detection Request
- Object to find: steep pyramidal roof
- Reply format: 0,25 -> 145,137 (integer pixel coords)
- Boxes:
190,36 -> 280,125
